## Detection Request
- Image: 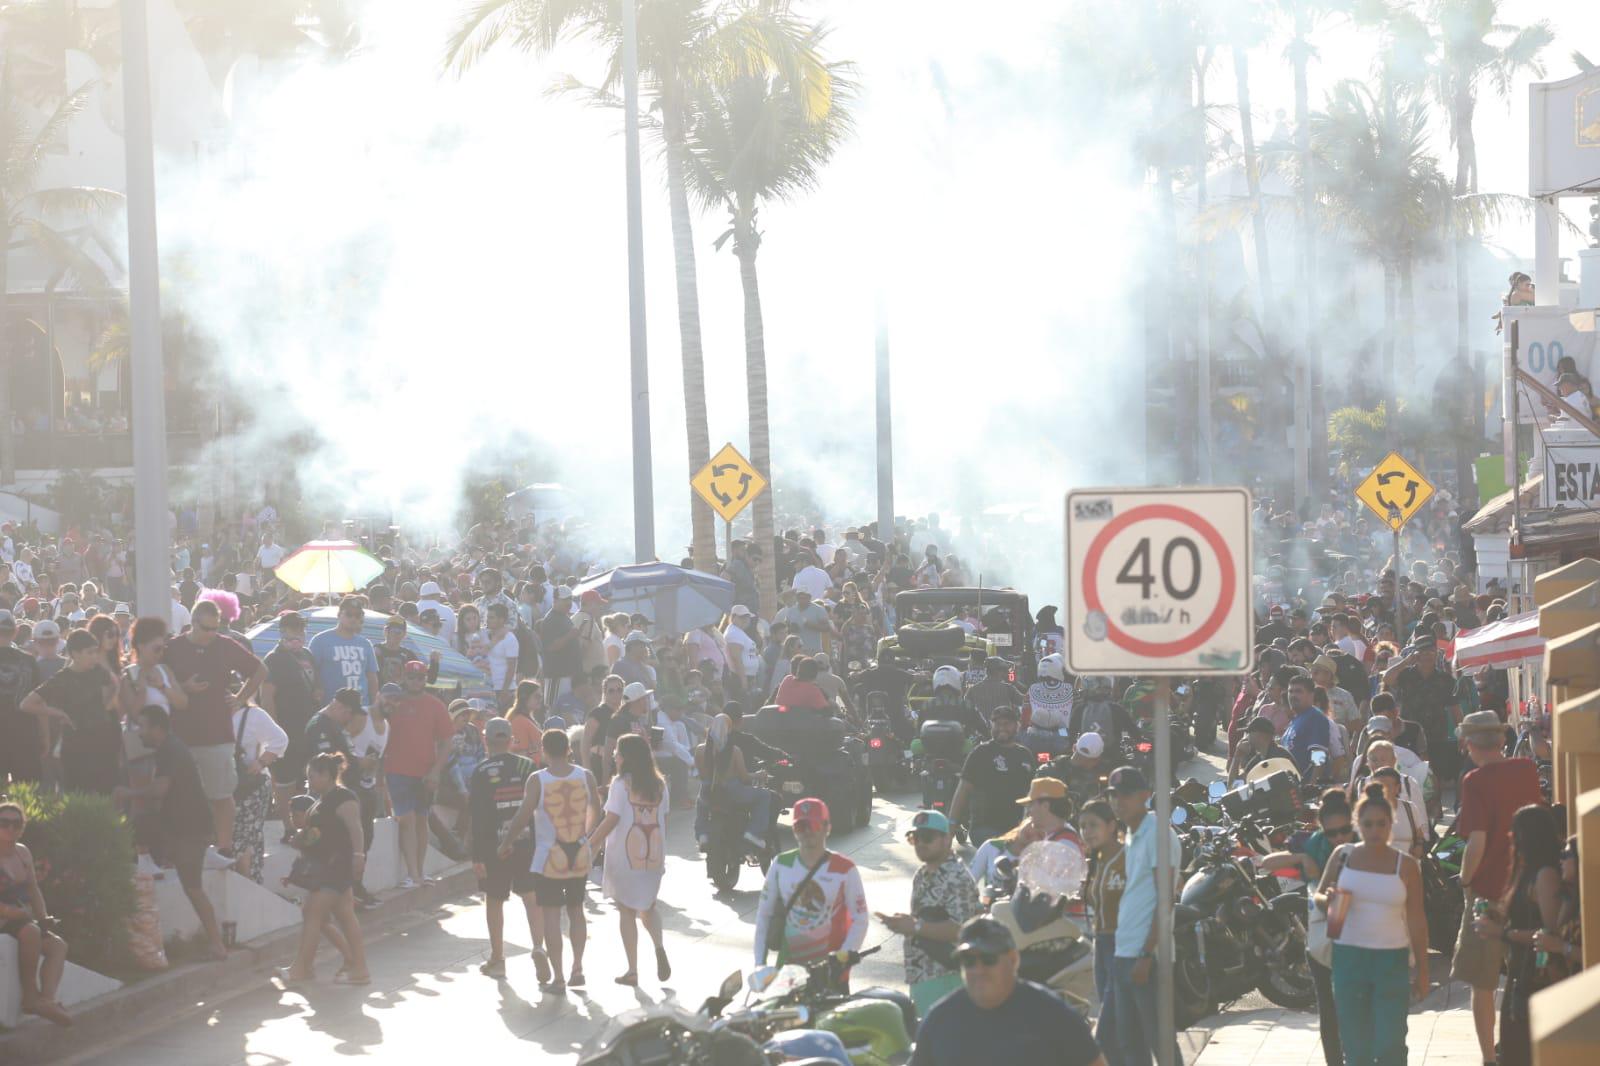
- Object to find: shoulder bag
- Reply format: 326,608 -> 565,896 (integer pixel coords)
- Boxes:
766,851 -> 830,956
234,706 -> 269,801
1307,844 -> 1349,968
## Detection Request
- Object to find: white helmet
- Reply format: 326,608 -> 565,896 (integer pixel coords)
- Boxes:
1037,654 -> 1066,682
932,665 -> 963,692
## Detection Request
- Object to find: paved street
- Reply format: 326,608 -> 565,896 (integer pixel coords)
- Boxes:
62,791 -> 929,1066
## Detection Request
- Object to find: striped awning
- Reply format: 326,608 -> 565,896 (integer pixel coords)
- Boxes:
1453,611 -> 1544,671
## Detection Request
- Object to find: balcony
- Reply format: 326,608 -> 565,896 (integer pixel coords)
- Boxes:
11,428 -> 207,471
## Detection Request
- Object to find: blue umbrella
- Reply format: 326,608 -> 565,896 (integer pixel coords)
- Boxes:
244,606 -> 484,688
573,562 -> 734,634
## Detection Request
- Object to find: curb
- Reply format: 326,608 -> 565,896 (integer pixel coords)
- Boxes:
0,866 -> 476,1064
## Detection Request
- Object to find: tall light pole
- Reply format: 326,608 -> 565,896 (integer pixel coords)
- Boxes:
123,0 -> 170,619
875,297 -> 894,543
622,0 -> 655,562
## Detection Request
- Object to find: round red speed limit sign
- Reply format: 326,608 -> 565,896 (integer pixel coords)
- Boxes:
1065,487 -> 1253,675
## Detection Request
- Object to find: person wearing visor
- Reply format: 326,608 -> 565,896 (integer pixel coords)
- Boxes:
752,797 -> 868,992
910,915 -> 1105,1066
877,809 -> 981,1015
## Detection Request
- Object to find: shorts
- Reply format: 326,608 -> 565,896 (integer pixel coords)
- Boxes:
386,773 -> 431,817
480,845 -> 538,902
191,744 -> 238,802
1453,891 -> 1506,990
307,864 -> 354,895
532,873 -> 585,908
1,917 -> 47,939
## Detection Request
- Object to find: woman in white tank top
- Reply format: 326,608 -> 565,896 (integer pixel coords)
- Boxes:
1314,783 -> 1429,1066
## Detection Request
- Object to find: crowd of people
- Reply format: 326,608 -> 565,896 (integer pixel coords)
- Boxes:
0,490 -> 1588,1066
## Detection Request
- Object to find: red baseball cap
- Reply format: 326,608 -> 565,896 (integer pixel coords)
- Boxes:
580,589 -> 608,606
791,798 -> 830,831
402,659 -> 428,675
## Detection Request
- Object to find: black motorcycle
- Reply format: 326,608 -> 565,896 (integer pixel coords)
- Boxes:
748,705 -> 873,832
1172,816 -> 1317,1026
704,773 -> 781,894
862,692 -> 910,793
918,719 -> 968,813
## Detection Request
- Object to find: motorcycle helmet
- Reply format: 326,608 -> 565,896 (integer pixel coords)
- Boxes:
931,664 -> 963,692
1079,674 -> 1112,696
1037,654 -> 1066,682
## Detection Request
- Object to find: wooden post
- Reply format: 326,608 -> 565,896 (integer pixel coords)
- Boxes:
1540,584 -> 1600,824
1531,960 -> 1600,1066
1580,791 -> 1600,973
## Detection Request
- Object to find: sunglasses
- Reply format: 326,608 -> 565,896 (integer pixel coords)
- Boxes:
0,817 -> 23,830
957,951 -> 1000,969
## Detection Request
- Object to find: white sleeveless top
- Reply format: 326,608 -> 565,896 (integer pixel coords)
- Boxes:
1333,848 -> 1409,950
529,763 -> 593,879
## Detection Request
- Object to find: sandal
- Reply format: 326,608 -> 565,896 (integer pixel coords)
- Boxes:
613,972 -> 638,986
568,968 -> 586,988
273,967 -> 312,989
532,948 -> 552,986
541,978 -> 566,995
334,972 -> 371,986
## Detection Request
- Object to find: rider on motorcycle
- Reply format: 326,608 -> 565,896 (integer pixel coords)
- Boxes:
1068,675 -> 1137,755
919,665 -> 989,739
850,650 -> 918,742
1021,654 -> 1074,757
967,655 -> 1025,721
948,704 -> 1034,846
1055,731 -> 1112,806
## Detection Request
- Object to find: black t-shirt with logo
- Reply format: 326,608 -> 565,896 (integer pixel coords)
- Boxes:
959,739 -> 1035,831
909,979 -> 1101,1066
468,752 -> 536,863
304,711 -> 353,759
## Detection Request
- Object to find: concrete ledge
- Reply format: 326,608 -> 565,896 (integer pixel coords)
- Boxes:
0,936 -> 123,1029
153,868 -> 304,945
0,862 -> 472,1061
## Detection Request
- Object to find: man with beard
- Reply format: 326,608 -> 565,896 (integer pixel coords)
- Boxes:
948,705 -> 1033,846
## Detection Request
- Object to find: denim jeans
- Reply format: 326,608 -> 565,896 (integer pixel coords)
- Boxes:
1330,944 -> 1409,1066
693,781 -> 774,844
1094,933 -> 1127,1066
1109,955 -> 1178,1066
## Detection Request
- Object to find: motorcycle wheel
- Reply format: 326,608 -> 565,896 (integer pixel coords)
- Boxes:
1255,922 -> 1318,1011
871,764 -> 897,794
855,778 -> 873,829
707,848 -> 741,894
1174,937 -> 1215,1027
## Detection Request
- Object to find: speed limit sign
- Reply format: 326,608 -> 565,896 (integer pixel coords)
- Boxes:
1065,487 -> 1253,676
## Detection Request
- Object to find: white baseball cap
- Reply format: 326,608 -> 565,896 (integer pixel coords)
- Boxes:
1075,732 -> 1105,759
419,581 -> 443,598
730,604 -> 753,617
622,682 -> 651,703
32,619 -> 60,639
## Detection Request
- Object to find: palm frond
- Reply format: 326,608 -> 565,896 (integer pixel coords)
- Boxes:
442,0 -> 603,77
6,83 -> 94,201
19,185 -> 124,217
10,217 -> 115,294
88,310 -> 130,376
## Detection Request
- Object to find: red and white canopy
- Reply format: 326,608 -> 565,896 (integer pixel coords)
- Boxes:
1453,612 -> 1544,671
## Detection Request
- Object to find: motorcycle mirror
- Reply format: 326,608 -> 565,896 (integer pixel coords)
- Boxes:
1207,781 -> 1227,801
1170,807 -> 1188,827
719,970 -> 743,1000
1311,748 -> 1327,766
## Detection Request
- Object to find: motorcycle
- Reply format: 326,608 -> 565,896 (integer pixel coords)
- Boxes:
862,692 -> 911,794
751,705 -> 874,832
706,947 -> 916,1066
705,771 -> 782,894
578,977 -> 765,1065
916,719 -> 968,813
1424,823 -> 1466,956
1172,810 -> 1317,1026
986,841 -> 1096,1008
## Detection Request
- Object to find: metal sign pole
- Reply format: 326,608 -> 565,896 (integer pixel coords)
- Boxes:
1393,520 -> 1403,632
1154,680 -> 1175,1066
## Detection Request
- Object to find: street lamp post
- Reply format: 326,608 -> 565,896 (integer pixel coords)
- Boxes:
123,0 -> 171,619
622,0 -> 655,562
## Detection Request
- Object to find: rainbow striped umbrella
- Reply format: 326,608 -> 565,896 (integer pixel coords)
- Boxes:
273,540 -> 386,594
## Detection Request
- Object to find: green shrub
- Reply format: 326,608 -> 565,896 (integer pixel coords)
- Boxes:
4,783 -> 136,973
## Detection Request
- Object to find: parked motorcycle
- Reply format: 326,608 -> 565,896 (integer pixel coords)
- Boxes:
706,947 -> 916,1066
986,841 -> 1096,1008
578,975 -> 766,1065
1172,813 -> 1317,1026
1424,824 -> 1466,957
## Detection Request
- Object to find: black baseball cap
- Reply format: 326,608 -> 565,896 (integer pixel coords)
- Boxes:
1108,766 -> 1152,794
1247,716 -> 1277,736
333,689 -> 363,710
955,916 -> 1016,957
990,703 -> 1021,721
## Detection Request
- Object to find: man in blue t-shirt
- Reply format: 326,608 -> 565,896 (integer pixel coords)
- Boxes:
910,916 -> 1104,1066
1110,766 -> 1182,1066
1280,673 -> 1331,778
307,598 -> 379,706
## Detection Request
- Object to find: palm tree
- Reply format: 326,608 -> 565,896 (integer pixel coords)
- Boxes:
445,0 -> 828,575
1428,0 -> 1550,533
1,5 -> 123,487
680,26 -> 852,610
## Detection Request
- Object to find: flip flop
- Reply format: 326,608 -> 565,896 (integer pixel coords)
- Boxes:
613,972 -> 638,986
540,979 -> 566,995
333,972 -> 372,986
567,969 -> 585,988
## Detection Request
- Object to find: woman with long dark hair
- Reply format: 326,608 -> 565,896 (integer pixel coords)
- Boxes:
87,613 -> 123,682
275,752 -> 369,987
506,680 -> 544,758
1471,804 -> 1563,1066
588,732 -> 670,985
1314,784 -> 1428,1066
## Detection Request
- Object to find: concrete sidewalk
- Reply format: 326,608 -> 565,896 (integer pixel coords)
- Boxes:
1192,978 -> 1484,1065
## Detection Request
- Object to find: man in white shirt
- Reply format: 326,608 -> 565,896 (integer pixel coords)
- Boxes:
170,587 -> 191,633
791,562 -> 833,602
1331,614 -> 1367,662
256,532 -> 286,574
417,581 -> 457,644
655,700 -> 695,808
484,603 -> 521,707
